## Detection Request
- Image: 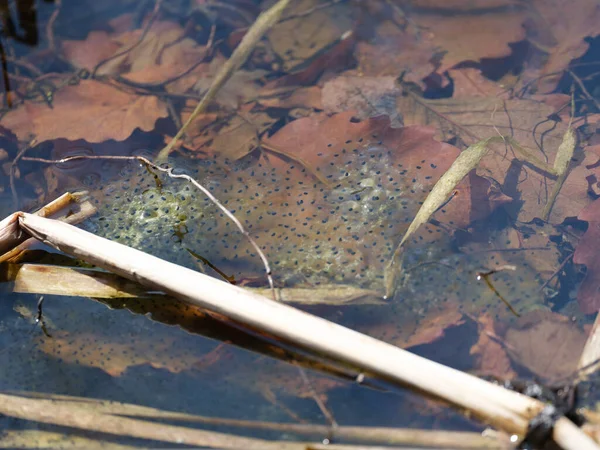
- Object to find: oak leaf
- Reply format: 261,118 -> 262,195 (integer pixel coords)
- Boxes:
266,0 -> 353,72
524,0 -> 600,93
321,76 -> 403,127
504,310 -> 587,381
1,80 -> 168,143
470,313 -> 516,380
573,197 -> 600,313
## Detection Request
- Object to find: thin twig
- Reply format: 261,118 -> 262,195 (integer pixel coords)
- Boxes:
156,0 -> 291,162
21,154 -> 276,298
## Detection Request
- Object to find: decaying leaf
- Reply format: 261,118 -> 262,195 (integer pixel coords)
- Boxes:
61,31 -> 121,72
180,102 -> 276,159
63,20 -> 209,95
504,310 -> 587,381
397,93 -> 597,223
398,136 -> 498,249
256,86 -> 323,110
525,0 -> 600,93
354,8 -> 526,83
267,0 -> 354,72
1,80 -> 168,143
374,301 -> 465,349
321,76 -> 403,127
447,68 -> 510,99
470,313 -> 516,380
5,263 -> 384,306
194,54 -> 267,109
574,198 -> 600,314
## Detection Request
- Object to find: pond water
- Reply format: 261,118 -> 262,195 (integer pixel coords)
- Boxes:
0,0 -> 598,447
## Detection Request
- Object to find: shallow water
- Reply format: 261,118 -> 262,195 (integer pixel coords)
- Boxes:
0,0 -> 597,446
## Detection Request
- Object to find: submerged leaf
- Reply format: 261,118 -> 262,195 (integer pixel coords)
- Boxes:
1,80 -> 168,143
504,310 -> 587,382
574,198 -> 600,314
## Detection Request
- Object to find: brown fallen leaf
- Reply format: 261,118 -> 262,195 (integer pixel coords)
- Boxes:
353,20 -> 437,85
524,0 -> 600,93
61,30 -> 121,72
193,54 -> 267,109
447,68 -> 509,99
470,313 -> 516,380
573,198 -> 600,314
63,20 -> 209,95
321,75 -> 403,127
397,93 -> 595,223
354,8 -> 526,83
1,79 -> 168,143
256,86 -> 323,110
410,0 -> 519,9
180,102 -> 276,160
266,0 -> 354,73
395,302 -> 465,349
504,310 -> 587,382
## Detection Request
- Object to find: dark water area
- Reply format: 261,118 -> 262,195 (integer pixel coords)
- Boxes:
0,0 -> 598,447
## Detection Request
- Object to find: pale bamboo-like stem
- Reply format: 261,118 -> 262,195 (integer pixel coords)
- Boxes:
577,312 -> 600,380
6,213 -> 597,449
4,392 -> 512,448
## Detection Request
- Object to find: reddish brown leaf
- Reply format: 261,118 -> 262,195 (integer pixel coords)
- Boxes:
355,10 -> 526,83
2,80 -> 168,143
447,68 -> 509,98
353,21 -> 436,84
63,20 -> 208,95
321,76 -> 402,126
180,102 -> 276,160
504,310 -> 587,381
397,93 -> 594,223
193,54 -> 266,109
402,302 -> 465,348
411,0 -> 518,8
470,313 -> 516,380
61,31 -> 121,71
266,0 -> 354,73
525,0 -> 600,93
355,302 -> 464,350
574,198 -> 600,313
257,86 -> 323,110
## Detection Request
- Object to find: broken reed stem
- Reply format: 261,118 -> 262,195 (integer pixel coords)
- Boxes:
156,0 -> 291,162
21,154 -> 275,297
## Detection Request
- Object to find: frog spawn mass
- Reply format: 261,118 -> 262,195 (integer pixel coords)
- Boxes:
87,115 -> 494,292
